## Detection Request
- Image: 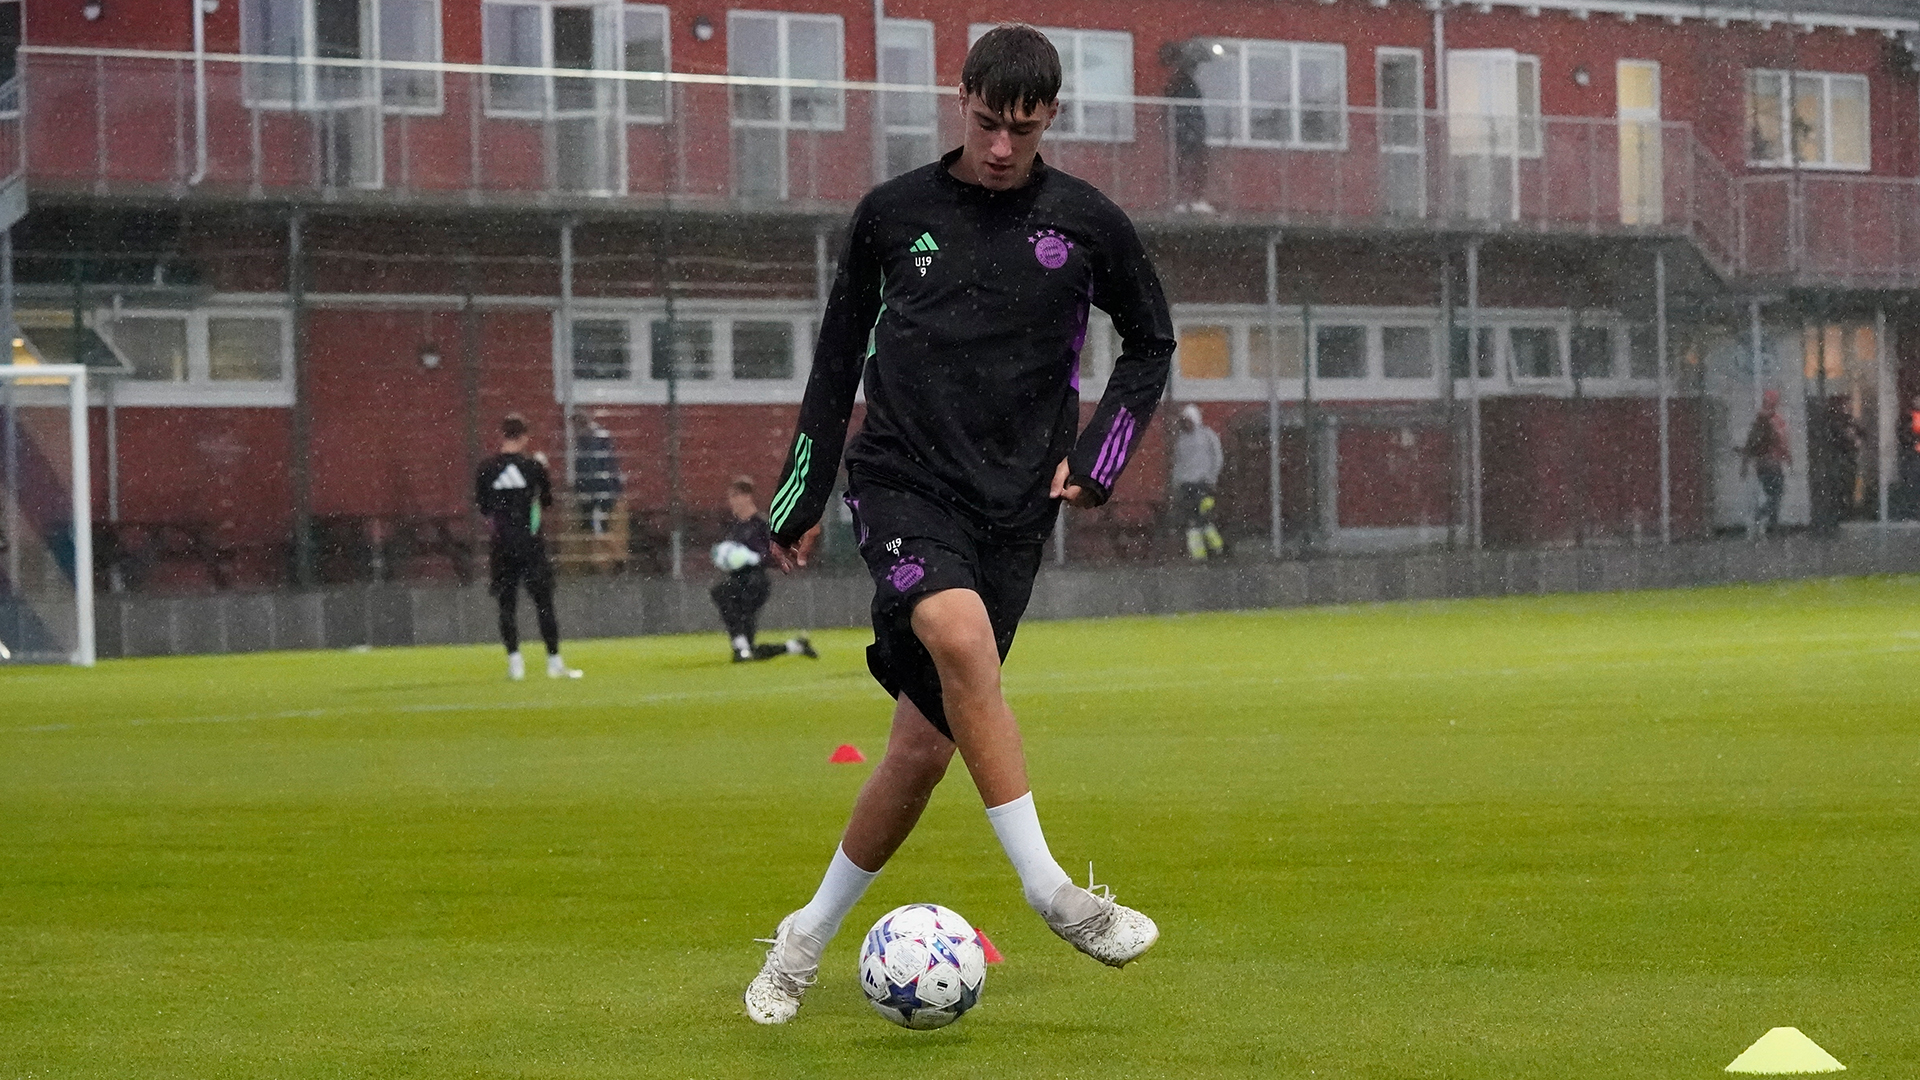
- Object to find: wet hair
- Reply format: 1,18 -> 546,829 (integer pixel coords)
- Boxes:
729,476 -> 755,496
961,24 -> 1061,117
501,413 -> 528,440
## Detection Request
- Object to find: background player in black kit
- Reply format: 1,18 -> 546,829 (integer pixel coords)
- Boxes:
474,414 -> 580,681
709,476 -> 818,663
745,25 -> 1177,1024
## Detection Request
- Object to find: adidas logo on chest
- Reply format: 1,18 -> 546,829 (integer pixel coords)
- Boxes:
908,231 -> 939,276
492,463 -> 529,490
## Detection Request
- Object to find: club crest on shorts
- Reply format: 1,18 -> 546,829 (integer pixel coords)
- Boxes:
1029,228 -> 1073,270
888,556 -> 926,592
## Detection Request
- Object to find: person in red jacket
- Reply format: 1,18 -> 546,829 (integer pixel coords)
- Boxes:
1739,389 -> 1792,535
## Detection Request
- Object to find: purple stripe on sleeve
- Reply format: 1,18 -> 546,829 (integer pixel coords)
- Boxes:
1091,406 -> 1132,484
1100,414 -> 1137,486
1092,409 -> 1137,488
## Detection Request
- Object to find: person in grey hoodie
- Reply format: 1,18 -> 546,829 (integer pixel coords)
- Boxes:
1171,403 -> 1224,560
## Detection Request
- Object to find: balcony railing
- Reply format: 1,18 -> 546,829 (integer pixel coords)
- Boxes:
15,46 -> 1917,287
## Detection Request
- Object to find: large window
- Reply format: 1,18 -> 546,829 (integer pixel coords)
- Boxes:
968,25 -> 1134,141
1446,50 -> 1540,157
0,0 -> 21,103
1746,70 -> 1868,170
484,1 -> 663,118
1193,39 -> 1347,148
879,19 -> 937,179
731,11 -> 845,198
243,0 -> 443,112
481,0 -> 639,193
564,304 -> 815,403
378,0 -> 442,112
1314,325 -> 1367,379
94,309 -> 293,405
621,5 -> 670,121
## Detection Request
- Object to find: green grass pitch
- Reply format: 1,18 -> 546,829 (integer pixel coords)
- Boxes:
3,577 -> 1917,1079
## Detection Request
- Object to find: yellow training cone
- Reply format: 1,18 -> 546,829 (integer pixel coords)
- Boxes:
1726,1027 -> 1845,1074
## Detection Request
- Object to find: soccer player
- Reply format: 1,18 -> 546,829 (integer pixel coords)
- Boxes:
743,24 -> 1176,1024
710,476 -> 818,662
474,414 -> 581,681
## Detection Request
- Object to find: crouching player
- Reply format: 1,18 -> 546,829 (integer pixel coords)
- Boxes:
710,476 -> 817,662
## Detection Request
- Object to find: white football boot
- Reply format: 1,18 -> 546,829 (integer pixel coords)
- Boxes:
743,914 -> 817,1024
506,651 -> 525,681
1045,874 -> 1160,968
547,654 -> 583,679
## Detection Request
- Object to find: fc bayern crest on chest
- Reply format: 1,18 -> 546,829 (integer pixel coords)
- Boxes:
1029,229 -> 1073,270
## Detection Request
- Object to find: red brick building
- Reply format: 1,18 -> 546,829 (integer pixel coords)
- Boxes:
4,0 -> 1917,587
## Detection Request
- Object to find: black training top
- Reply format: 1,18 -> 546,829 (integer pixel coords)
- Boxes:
475,452 -> 553,548
766,149 -> 1176,547
724,513 -> 773,574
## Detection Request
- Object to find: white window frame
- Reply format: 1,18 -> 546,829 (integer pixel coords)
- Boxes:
1446,49 -> 1541,159
1160,305 -> 1659,403
1379,322 -> 1438,384
241,0 -> 443,114
0,0 -> 23,119
1310,322 -> 1373,381
728,11 -> 847,132
91,304 -> 296,408
481,0 -> 629,119
1744,69 -> 1870,171
967,24 -> 1135,143
1506,324 -> 1567,384
557,300 -> 819,405
620,3 -> 671,125
878,18 -> 937,179
377,0 -> 444,115
1194,38 -> 1348,150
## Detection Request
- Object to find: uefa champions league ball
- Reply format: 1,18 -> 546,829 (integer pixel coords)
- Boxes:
858,903 -> 986,1029
710,541 -> 759,572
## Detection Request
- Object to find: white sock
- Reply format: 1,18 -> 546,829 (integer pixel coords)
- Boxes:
786,845 -> 879,969
731,635 -> 750,654
785,639 -> 803,654
985,792 -> 1082,919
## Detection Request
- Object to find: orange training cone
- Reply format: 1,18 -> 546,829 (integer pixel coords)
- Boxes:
975,929 -> 1004,964
829,744 -> 866,764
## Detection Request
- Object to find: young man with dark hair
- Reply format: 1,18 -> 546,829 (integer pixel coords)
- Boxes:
710,476 -> 818,663
475,414 -> 581,681
744,24 -> 1177,1024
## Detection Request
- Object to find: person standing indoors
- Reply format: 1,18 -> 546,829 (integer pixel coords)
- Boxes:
1171,403 -> 1225,560
1160,40 -> 1211,214
475,414 -> 581,680
743,24 -> 1177,1024
1739,389 -> 1792,536
710,477 -> 817,663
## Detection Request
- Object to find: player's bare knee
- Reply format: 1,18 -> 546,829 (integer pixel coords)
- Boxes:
910,592 -> 998,670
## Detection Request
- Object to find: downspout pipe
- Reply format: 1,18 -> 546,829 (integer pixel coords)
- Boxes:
872,0 -> 887,185
190,0 -> 208,184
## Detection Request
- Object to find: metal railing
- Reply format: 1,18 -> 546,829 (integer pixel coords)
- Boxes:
16,46 -> 1917,285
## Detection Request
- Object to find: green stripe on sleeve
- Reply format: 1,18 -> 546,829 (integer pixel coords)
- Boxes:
769,434 -> 813,532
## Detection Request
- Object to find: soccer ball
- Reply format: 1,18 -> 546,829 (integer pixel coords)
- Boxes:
858,903 -> 986,1029
710,540 -> 759,571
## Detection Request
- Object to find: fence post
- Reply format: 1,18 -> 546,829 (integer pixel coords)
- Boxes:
1265,230 -> 1283,557
1656,247 -> 1671,544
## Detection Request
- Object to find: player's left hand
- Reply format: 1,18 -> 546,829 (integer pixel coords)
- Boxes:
769,525 -> 821,573
1050,458 -> 1099,509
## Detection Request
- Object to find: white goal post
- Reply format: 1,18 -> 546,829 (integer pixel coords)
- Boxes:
0,363 -> 95,666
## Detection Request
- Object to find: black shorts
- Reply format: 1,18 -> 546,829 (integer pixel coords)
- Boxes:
845,474 -> 1047,740
489,541 -> 554,599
